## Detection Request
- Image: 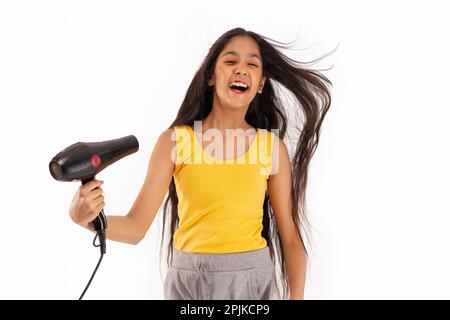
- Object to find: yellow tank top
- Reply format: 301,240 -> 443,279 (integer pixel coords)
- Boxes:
172,124 -> 275,253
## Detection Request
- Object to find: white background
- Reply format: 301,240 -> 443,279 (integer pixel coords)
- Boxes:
1,0 -> 449,299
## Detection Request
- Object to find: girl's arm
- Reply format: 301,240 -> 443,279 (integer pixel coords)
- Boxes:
267,137 -> 307,300
82,129 -> 175,245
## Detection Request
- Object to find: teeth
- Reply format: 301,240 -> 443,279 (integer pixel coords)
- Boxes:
230,81 -> 248,89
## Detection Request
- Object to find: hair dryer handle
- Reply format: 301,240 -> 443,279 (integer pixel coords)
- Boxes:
81,177 -> 107,232
92,209 -> 107,232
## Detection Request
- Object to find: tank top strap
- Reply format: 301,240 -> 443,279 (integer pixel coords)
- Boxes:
254,128 -> 276,177
173,125 -> 195,174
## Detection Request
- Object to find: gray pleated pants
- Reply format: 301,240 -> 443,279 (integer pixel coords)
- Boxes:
164,246 -> 276,300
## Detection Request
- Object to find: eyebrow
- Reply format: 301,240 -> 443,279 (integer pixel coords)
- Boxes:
221,50 -> 261,62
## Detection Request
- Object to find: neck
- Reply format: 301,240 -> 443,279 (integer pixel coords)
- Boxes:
201,96 -> 252,134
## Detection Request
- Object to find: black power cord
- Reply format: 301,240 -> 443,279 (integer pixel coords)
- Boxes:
78,215 -> 107,300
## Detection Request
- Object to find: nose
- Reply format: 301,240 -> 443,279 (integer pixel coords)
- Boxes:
234,63 -> 248,76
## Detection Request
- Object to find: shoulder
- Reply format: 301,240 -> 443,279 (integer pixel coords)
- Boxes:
258,129 -> 287,154
150,128 -> 176,164
273,133 -> 287,153
157,125 -> 192,142
158,125 -> 192,166
157,128 -> 176,148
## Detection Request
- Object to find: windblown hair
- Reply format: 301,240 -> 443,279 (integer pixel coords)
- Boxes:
159,27 -> 333,299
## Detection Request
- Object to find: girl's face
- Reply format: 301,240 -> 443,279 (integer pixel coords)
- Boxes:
208,35 -> 265,109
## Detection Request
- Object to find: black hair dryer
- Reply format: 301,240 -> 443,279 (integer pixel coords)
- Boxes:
49,135 -> 139,299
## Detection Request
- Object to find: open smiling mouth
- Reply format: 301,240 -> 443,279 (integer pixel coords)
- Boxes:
229,82 -> 249,94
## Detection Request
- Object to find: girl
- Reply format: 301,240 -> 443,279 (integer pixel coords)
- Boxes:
69,27 -> 332,300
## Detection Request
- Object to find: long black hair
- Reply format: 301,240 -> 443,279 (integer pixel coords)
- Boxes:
159,27 -> 333,299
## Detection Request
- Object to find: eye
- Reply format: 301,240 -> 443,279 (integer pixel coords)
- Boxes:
224,60 -> 258,67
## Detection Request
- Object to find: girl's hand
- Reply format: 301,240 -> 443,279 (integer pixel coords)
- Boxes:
69,179 -> 105,227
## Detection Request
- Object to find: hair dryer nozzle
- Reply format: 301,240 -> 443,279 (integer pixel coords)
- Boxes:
49,135 -> 139,182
